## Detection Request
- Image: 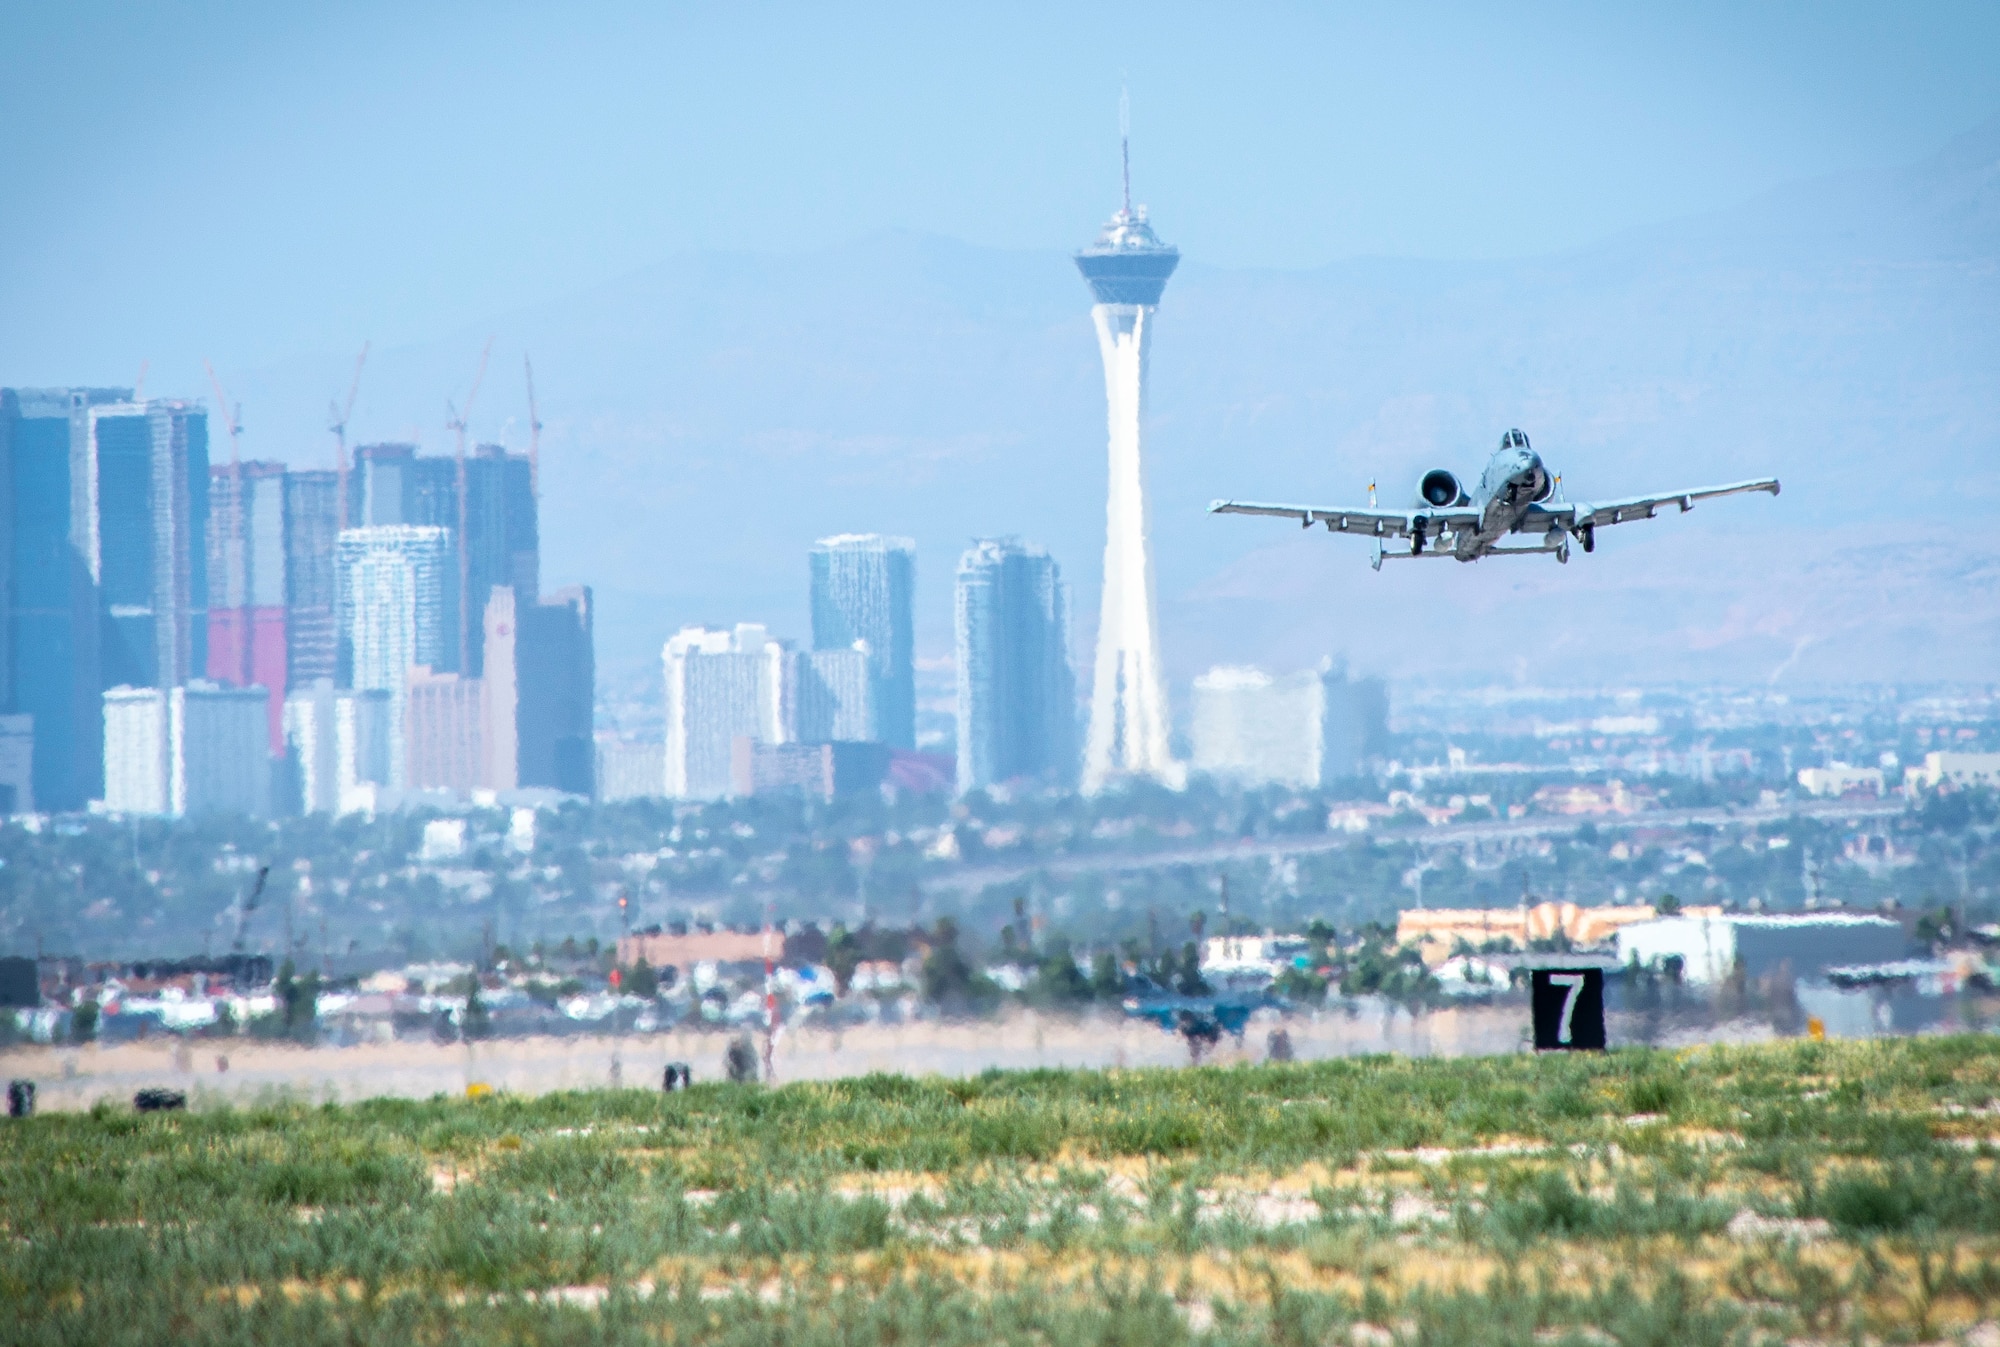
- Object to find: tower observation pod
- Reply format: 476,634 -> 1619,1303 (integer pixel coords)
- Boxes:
1075,143 -> 1183,793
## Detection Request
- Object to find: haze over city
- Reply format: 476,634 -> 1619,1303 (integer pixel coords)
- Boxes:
5,3 -> 1998,692
9,11 -> 2000,1340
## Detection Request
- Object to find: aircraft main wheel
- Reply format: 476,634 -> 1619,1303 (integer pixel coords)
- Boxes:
1557,543 -> 1571,564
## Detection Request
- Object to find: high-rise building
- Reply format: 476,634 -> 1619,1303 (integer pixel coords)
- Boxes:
797,646 -> 875,744
954,538 -> 1075,794
481,587 -> 519,791
462,445 -> 539,675
170,683 -> 270,818
85,400 -> 210,691
103,686 -> 169,815
517,585 -> 592,795
1074,139 -> 1180,793
283,469 -> 340,688
662,623 -> 791,799
206,461 -> 288,752
0,716 -> 32,815
1,386 -> 130,810
481,583 -> 594,797
596,735 -> 665,802
1322,664 -> 1390,781
337,525 -> 455,788
284,679 -> 392,813
102,682 -> 268,818
405,666 -> 484,793
1190,667 -> 1324,789
348,442 -> 537,678
809,534 -> 914,749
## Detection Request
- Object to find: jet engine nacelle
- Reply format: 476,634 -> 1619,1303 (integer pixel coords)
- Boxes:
1417,469 -> 1467,508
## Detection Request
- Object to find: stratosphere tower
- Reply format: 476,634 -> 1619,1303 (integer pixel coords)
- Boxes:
1074,129 -> 1182,793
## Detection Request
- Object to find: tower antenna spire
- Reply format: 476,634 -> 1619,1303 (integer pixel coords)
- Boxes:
1119,87 -> 1131,216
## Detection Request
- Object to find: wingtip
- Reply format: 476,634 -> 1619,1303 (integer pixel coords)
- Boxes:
1770,479 -> 1782,496
1207,499 -> 1229,514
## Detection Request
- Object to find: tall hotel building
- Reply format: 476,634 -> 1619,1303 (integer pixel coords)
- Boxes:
808,534 -> 915,749
1,387 -> 129,810
662,624 -> 792,800
954,538 -> 1075,794
337,525 -> 455,788
348,442 -> 536,677
1074,143 -> 1181,792
103,682 -> 270,818
206,461 -> 289,752
282,469 -> 341,687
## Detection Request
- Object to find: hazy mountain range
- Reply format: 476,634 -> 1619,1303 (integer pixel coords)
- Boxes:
233,116 -> 2000,700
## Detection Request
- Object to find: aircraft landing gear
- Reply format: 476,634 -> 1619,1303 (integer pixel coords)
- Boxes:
1580,523 -> 1596,553
1556,539 -> 1571,564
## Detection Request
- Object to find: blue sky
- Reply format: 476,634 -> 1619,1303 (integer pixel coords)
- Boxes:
4,1 -> 1998,385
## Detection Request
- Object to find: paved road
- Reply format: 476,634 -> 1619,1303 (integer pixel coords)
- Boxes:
925,796 -> 1907,894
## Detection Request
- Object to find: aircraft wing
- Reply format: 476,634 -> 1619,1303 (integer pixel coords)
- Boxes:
1518,478 -> 1781,533
1208,499 -> 1480,539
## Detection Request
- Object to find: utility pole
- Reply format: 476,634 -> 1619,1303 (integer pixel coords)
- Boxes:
610,890 -> 630,1087
762,896 -> 779,1085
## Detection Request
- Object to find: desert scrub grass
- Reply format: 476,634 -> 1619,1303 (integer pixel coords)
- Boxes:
5,1036 -> 2000,1344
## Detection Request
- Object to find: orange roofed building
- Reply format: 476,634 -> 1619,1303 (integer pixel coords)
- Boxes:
1396,900 -> 1722,965
616,929 -> 770,974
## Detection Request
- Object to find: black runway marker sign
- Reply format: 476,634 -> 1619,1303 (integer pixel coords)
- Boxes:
1531,967 -> 1606,1051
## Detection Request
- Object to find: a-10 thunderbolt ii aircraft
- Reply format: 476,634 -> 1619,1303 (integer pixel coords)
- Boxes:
1210,429 -> 1779,569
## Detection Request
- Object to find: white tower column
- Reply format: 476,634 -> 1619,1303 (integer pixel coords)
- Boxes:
1073,144 -> 1183,795
1082,303 -> 1180,792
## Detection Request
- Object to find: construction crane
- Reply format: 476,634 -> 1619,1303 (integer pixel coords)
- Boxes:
327,342 -> 370,532
230,865 -> 271,954
523,353 -> 543,500
202,359 -> 244,471
133,358 -> 148,403
445,337 -> 494,672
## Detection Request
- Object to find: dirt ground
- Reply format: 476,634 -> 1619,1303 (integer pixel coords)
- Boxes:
0,1004 -> 1540,1111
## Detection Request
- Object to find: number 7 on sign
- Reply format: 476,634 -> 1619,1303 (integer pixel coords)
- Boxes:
1550,973 -> 1585,1045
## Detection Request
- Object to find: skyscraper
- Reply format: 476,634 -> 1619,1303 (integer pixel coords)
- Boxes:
283,679 -> 390,814
337,525 -> 455,788
88,401 -> 158,689
484,582 -> 596,797
85,399 -> 210,691
347,442 -> 537,677
462,445 -> 539,674
1074,136 -> 1180,792
809,534 -> 914,748
1,386 -> 129,810
102,682 -> 269,818
516,585 -> 593,795
1321,664 -> 1390,781
954,538 -> 1075,794
283,469 -> 340,688
404,666 -> 484,793
662,623 -> 791,799
206,461 -> 288,752
797,646 -> 875,744
1190,666 -> 1325,789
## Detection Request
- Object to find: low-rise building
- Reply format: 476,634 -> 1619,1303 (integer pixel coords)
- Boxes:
1614,912 -> 1909,985
1906,751 -> 2000,792
1396,902 -> 1701,960
1797,763 -> 1883,797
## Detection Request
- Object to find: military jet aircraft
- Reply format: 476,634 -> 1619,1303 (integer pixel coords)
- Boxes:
1210,429 -> 1779,569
